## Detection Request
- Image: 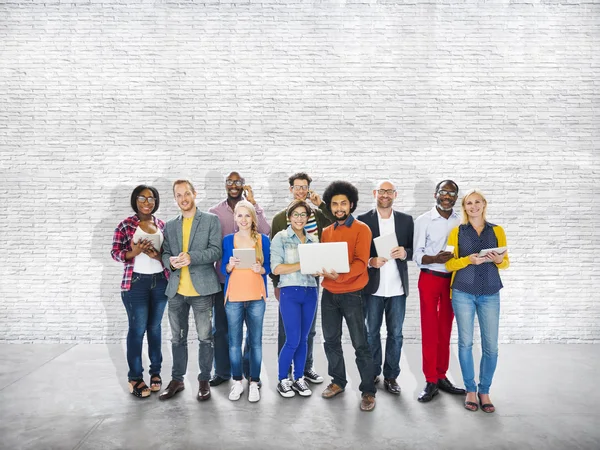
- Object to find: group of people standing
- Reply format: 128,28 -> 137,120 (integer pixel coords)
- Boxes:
111,172 -> 509,413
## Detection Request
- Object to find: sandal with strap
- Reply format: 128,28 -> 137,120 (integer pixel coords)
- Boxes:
478,393 -> 495,413
150,374 -> 162,392
129,380 -> 151,398
464,400 -> 479,412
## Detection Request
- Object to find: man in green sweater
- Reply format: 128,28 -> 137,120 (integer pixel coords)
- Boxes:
270,172 -> 335,383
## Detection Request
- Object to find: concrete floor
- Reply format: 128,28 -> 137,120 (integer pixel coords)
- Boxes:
1,343 -> 599,450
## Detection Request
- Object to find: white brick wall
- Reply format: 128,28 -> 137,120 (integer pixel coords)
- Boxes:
0,1 -> 598,344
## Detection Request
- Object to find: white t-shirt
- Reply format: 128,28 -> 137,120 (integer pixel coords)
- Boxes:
373,212 -> 404,297
132,227 -> 164,274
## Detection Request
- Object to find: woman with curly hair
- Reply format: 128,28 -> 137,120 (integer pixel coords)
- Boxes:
221,200 -> 271,403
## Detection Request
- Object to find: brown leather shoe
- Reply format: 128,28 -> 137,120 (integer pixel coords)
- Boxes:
159,380 -> 185,401
321,383 -> 344,399
360,393 -> 376,411
197,380 -> 211,401
384,378 -> 401,395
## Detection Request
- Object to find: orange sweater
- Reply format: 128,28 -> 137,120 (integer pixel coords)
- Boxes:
321,218 -> 372,294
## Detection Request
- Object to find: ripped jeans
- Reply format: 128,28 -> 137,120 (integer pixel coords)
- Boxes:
168,293 -> 214,382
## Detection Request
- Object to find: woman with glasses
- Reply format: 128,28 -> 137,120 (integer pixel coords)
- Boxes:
445,189 -> 509,413
270,199 -> 319,398
222,200 -> 271,403
111,185 -> 169,398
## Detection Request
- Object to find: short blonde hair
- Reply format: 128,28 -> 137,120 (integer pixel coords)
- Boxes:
234,200 -> 264,264
461,189 -> 488,224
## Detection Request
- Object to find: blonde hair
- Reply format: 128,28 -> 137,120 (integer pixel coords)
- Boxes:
461,189 -> 488,224
234,200 -> 264,264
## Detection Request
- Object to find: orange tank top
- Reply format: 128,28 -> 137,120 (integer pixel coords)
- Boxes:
225,237 -> 266,302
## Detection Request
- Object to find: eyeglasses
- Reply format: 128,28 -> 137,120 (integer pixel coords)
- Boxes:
377,189 -> 396,196
137,196 -> 156,204
291,212 -> 308,218
437,190 -> 458,197
292,185 -> 309,191
226,179 -> 243,187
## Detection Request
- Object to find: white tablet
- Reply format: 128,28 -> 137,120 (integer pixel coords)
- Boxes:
298,242 -> 350,275
233,248 -> 256,269
478,247 -> 507,257
133,233 -> 162,252
373,233 -> 398,259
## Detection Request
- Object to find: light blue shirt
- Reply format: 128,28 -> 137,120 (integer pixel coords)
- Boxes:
413,206 -> 460,273
270,226 -> 318,288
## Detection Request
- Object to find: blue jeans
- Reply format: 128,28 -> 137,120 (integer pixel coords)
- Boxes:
451,289 -> 500,394
168,293 -> 214,382
213,286 -> 251,379
321,289 -> 376,395
121,272 -> 168,381
365,294 -> 406,380
278,287 -> 318,380
225,299 -> 266,382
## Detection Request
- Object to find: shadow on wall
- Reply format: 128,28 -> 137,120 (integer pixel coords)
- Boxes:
92,177 -> 172,392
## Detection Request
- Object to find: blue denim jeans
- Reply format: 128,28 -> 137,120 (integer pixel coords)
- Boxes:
277,288 -> 319,374
365,294 -> 406,380
121,272 -> 168,381
168,293 -> 214,382
278,287 -> 318,380
213,286 -> 251,379
321,289 -> 376,395
225,299 -> 266,382
451,289 -> 500,394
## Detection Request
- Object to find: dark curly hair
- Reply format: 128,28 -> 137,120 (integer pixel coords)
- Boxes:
322,180 -> 359,214
288,172 -> 312,186
130,185 -> 160,215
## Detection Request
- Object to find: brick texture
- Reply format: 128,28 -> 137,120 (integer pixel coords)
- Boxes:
0,1 -> 598,344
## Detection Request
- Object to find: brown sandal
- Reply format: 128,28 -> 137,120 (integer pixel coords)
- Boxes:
478,393 -> 495,413
129,380 -> 151,398
150,375 -> 162,392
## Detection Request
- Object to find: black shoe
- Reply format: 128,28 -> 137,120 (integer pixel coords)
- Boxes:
383,378 -> 401,395
437,377 -> 466,395
417,382 -> 439,402
209,375 -> 229,387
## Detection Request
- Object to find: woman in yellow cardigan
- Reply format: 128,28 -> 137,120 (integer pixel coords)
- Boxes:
445,189 -> 509,413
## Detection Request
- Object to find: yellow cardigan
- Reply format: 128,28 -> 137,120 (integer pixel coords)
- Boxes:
445,224 -> 510,290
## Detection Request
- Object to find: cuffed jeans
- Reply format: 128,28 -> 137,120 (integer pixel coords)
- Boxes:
121,272 -> 168,381
168,293 -> 214,382
451,289 -> 500,394
226,299 -> 266,382
321,288 -> 376,395
277,287 -> 318,375
278,286 -> 318,380
366,294 -> 406,380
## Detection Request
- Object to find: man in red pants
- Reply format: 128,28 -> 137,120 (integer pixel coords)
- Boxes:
413,180 -> 466,402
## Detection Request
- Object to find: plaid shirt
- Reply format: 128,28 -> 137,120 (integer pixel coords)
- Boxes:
111,214 -> 169,291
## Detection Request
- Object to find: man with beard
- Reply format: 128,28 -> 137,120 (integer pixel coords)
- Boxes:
270,172 -> 334,384
357,180 -> 413,395
208,171 -> 271,386
159,180 -> 222,401
413,180 -> 466,402
319,180 -> 376,412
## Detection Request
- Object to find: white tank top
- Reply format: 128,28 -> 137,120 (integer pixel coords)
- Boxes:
132,227 -> 165,274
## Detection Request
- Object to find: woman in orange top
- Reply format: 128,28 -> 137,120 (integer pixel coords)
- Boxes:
221,200 -> 271,403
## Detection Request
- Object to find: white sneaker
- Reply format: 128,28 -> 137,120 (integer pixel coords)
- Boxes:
229,381 -> 244,401
277,378 -> 296,398
248,381 -> 260,402
292,377 -> 313,397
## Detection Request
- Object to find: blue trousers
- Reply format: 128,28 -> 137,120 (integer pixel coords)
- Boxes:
278,286 -> 318,380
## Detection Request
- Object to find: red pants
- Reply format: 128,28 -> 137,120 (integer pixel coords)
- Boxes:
418,271 -> 454,383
